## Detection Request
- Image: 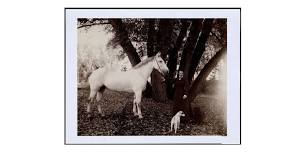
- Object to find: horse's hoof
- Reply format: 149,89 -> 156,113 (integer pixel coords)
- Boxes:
138,115 -> 143,119
133,113 -> 138,116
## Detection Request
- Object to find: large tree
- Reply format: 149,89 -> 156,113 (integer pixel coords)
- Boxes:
188,47 -> 227,103
92,18 -> 227,119
151,19 -> 174,102
188,19 -> 214,82
172,19 -> 203,117
166,20 -> 190,99
146,19 -> 156,57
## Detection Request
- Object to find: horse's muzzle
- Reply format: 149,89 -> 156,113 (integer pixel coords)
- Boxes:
164,70 -> 169,76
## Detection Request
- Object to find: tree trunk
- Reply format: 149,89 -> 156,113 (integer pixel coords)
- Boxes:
173,20 -> 203,117
151,19 -> 174,102
188,19 -> 214,82
144,19 -> 156,97
188,47 -> 227,103
178,20 -> 203,80
109,19 -> 141,66
166,21 -> 190,99
156,19 -> 174,58
146,19 -> 156,57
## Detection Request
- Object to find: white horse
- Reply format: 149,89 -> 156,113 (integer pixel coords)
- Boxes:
87,52 -> 169,119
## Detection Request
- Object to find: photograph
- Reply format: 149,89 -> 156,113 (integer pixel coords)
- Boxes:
65,8 -> 240,144
77,18 -> 227,136
2,0 -> 303,151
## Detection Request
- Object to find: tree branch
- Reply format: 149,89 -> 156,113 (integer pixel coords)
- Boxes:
188,47 -> 227,103
77,22 -> 111,29
109,19 -> 141,66
188,19 -> 214,82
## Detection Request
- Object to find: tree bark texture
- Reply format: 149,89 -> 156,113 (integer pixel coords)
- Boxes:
173,20 -> 203,117
178,20 -> 203,81
109,19 -> 141,66
146,19 -> 156,57
166,21 -> 190,99
151,19 -> 174,102
188,19 -> 214,82
144,19 -> 156,97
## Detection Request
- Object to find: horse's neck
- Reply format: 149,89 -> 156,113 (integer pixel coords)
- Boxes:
136,62 -> 154,80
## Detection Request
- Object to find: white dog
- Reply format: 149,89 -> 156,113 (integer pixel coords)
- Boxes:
170,111 -> 185,134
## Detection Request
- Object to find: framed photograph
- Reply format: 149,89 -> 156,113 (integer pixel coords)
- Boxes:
65,8 -> 241,144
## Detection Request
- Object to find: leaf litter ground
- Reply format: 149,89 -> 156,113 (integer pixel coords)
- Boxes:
78,89 -> 226,136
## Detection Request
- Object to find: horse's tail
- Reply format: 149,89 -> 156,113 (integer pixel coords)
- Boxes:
77,81 -> 90,89
77,66 -> 100,90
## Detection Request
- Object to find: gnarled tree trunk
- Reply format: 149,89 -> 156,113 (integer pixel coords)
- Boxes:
144,19 -> 157,97
109,19 -> 141,66
188,47 -> 227,103
166,21 -> 190,99
188,19 -> 214,82
178,20 -> 203,80
151,19 -> 174,102
146,19 -> 156,57
173,19 -> 203,118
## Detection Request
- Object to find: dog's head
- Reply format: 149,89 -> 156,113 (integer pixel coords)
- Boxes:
177,111 -> 185,117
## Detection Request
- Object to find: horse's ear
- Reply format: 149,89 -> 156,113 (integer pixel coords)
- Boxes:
156,52 -> 161,57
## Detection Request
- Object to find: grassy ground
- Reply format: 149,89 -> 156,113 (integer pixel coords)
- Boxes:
77,89 -> 226,136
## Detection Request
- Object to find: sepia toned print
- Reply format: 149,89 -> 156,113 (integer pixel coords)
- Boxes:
77,18 -> 227,136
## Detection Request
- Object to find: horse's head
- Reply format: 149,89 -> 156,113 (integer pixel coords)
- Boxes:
153,52 -> 169,76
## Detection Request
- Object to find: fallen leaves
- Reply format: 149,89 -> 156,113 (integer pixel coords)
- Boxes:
77,89 -> 226,136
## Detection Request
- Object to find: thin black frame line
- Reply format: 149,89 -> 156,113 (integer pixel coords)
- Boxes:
64,7 -> 241,9
65,142 -> 224,145
64,8 -> 241,145
239,8 -> 242,145
64,8 -> 67,145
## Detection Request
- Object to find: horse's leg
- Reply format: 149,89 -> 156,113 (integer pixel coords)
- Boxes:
96,87 -> 106,117
96,92 -> 104,117
87,89 -> 97,118
133,99 -> 138,116
132,93 -> 138,116
135,91 -> 143,119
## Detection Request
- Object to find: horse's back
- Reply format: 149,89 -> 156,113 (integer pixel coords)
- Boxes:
88,64 -> 147,93
103,70 -> 135,92
88,64 -> 124,90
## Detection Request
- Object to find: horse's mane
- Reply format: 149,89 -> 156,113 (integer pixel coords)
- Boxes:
132,56 -> 155,69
